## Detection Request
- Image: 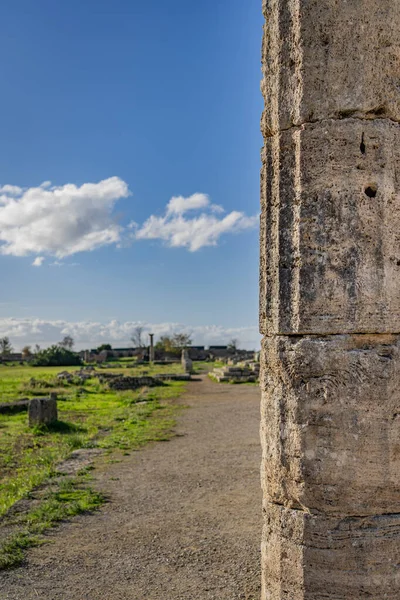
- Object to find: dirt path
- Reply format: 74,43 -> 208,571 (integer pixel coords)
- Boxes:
0,376 -> 262,600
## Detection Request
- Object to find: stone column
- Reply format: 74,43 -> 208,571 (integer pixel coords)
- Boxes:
149,333 -> 155,363
260,1 -> 400,598
181,349 -> 193,374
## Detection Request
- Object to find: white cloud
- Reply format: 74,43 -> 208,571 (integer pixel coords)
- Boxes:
166,193 -> 226,217
209,204 -> 224,214
0,318 -> 260,351
0,177 -> 130,259
0,185 -> 23,196
0,181 -> 257,261
135,193 -> 258,251
167,193 -> 211,215
32,256 -> 45,267
49,260 -> 79,267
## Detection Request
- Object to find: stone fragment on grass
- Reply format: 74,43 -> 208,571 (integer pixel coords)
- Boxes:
28,396 -> 58,427
0,399 -> 30,415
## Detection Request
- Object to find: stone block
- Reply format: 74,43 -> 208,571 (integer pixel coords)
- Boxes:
154,373 -> 191,381
28,396 -> 58,427
260,119 -> 400,335
0,399 -> 30,415
262,503 -> 400,600
261,0 -> 400,137
107,376 -> 162,390
183,358 -> 193,374
261,334 -> 400,515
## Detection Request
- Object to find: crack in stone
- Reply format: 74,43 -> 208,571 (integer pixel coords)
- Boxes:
266,501 -> 400,520
262,114 -> 400,139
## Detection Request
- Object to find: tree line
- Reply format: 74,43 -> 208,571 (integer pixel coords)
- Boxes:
0,335 -> 79,366
0,328 -> 240,362
0,335 -> 74,358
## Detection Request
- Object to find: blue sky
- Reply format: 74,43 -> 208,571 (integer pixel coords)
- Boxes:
0,0 -> 263,349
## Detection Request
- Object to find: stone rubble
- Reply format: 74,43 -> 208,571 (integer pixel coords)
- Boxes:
106,376 -> 162,391
210,362 -> 260,384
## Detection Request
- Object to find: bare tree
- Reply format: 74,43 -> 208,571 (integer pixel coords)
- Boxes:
34,344 -> 41,354
131,326 -> 145,348
228,338 -> 238,351
59,336 -> 74,350
172,333 -> 192,350
0,337 -> 13,356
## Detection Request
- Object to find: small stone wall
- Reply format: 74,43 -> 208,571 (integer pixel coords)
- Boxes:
210,362 -> 259,383
0,399 -> 30,415
107,376 -> 162,391
154,373 -> 192,382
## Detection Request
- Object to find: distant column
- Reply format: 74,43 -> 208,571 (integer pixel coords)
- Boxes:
260,1 -> 400,597
149,333 -> 155,363
181,349 -> 193,374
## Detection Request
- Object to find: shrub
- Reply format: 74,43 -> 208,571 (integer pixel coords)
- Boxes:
31,346 -> 82,367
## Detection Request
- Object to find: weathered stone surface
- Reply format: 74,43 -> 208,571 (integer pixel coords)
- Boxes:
154,373 -> 191,381
261,0 -> 400,138
260,118 -> 400,335
0,399 -> 30,415
211,364 -> 259,383
28,396 -> 58,427
262,504 -> 400,600
261,334 -> 400,515
181,349 -> 193,374
260,1 -> 400,596
107,376 -> 162,390
149,333 -> 155,363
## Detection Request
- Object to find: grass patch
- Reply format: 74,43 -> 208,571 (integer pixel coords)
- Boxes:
32,420 -> 86,435
0,476 -> 104,570
192,361 -> 223,374
0,533 -> 41,570
0,365 -> 186,516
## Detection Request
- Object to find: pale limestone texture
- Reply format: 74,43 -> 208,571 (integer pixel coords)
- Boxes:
260,0 -> 400,598
260,119 -> 400,335
262,505 -> 400,600
261,335 -> 400,516
261,0 -> 400,138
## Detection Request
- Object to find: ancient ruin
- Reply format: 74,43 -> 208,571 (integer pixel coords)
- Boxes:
181,349 -> 193,374
260,1 -> 400,597
28,395 -> 58,427
149,333 -> 155,363
210,361 -> 260,383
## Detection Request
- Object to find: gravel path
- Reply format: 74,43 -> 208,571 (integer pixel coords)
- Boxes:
0,375 -> 262,599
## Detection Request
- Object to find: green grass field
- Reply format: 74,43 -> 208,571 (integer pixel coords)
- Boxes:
0,362 -> 186,517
